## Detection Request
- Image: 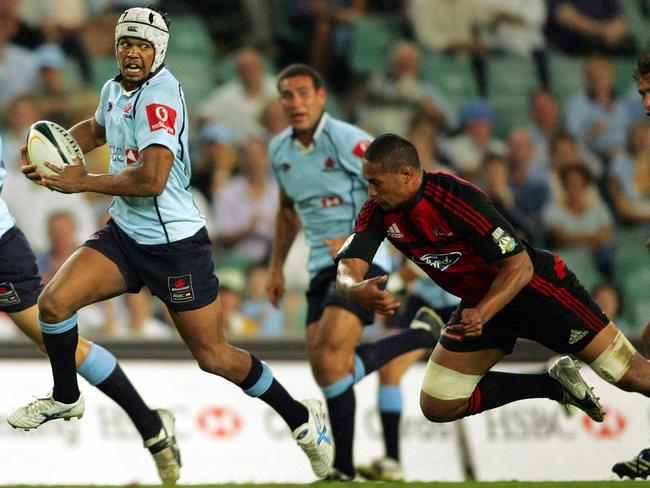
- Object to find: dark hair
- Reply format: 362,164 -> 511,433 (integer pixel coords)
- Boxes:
558,162 -> 593,186
634,51 -> 650,82
276,63 -> 324,92
364,134 -> 421,172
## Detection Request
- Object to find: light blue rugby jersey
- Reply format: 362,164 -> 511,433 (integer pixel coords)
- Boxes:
95,67 -> 205,244
269,113 -> 391,277
0,135 -> 16,240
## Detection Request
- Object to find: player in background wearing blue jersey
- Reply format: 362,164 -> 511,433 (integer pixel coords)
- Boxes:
12,7 -> 333,482
267,64 -> 438,481
0,134 -> 176,484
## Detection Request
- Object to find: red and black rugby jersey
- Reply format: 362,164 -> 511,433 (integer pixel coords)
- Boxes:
338,171 -> 539,303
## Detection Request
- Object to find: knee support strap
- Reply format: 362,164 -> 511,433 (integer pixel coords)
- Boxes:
589,330 -> 636,383
421,359 -> 482,400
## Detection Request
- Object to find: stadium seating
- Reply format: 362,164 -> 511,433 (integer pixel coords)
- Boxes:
350,15 -> 404,75
420,52 -> 477,111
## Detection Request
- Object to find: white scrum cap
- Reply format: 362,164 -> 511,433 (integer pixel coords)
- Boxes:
115,7 -> 169,73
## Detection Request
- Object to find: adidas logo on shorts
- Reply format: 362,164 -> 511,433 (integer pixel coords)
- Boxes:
569,329 -> 588,345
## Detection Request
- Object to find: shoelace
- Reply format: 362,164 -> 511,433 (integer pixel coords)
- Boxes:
23,397 -> 56,416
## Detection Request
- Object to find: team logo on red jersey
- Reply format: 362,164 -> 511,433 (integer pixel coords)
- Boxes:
146,103 -> 177,135
352,140 -> 371,158
416,252 -> 461,271
125,148 -> 139,164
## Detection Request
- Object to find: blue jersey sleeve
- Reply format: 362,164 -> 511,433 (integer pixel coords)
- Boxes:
133,81 -> 184,154
330,122 -> 372,186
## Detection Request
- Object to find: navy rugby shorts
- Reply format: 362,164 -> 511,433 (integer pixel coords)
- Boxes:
83,219 -> 219,312
305,263 -> 386,326
0,226 -> 44,313
439,250 -> 610,355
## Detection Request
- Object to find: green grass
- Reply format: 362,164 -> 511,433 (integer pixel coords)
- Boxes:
2,483 -> 640,488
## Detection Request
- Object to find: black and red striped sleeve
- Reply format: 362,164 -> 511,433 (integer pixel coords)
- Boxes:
335,199 -> 385,264
425,173 -> 524,263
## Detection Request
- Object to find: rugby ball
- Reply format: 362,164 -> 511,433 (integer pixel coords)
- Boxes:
26,120 -> 85,176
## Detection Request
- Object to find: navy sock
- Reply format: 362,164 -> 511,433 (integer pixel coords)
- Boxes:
240,354 -> 307,431
355,328 -> 432,379
41,326 -> 80,404
77,343 -> 161,440
326,387 -> 356,477
379,385 -> 402,461
95,364 -> 162,440
466,371 -> 563,415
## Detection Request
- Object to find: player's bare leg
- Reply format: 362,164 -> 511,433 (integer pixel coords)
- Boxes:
168,298 -> 333,478
7,247 -> 179,484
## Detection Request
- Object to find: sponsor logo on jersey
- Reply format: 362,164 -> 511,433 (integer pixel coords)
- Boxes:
491,226 -> 517,254
432,226 -> 454,237
387,223 -> 404,238
321,194 -> 343,207
146,103 -> 177,135
168,274 -> 194,302
323,157 -> 337,170
125,148 -> 139,165
0,282 -> 20,306
352,140 -> 371,158
416,252 -> 462,271
569,329 -> 588,345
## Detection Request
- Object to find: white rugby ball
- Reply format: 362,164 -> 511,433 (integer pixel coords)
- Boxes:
26,120 -> 85,176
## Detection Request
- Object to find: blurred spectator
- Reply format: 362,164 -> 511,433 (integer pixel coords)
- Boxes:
218,267 -> 256,336
36,211 -> 78,283
407,0 -> 488,95
480,152 -> 541,243
191,122 -> 239,202
33,43 -> 98,127
565,54 -> 628,160
356,41 -> 457,136
478,0 -> 549,87
543,163 -> 614,277
443,98 -> 506,180
407,111 -> 454,171
591,282 -> 633,335
508,128 -> 551,230
527,88 -> 563,167
198,47 -> 277,145
259,99 -> 289,139
212,138 -> 278,269
0,11 -> 39,112
544,0 -> 637,56
607,121 -> 650,225
306,0 -> 367,92
17,0 -> 93,84
625,82 -> 648,131
1,95 -> 41,173
240,264 -> 285,336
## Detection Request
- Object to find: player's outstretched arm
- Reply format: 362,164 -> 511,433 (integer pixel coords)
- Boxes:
337,257 -> 400,315
44,144 -> 173,196
267,189 -> 300,307
69,118 -> 107,154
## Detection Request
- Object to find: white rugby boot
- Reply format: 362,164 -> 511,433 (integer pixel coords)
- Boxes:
356,456 -> 405,481
548,356 -> 604,422
144,408 -> 181,485
292,399 -> 334,478
7,392 -> 84,430
410,306 -> 445,339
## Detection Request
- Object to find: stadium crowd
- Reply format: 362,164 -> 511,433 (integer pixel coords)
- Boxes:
0,0 -> 649,341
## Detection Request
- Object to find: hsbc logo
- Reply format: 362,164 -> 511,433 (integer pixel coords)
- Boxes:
197,406 -> 242,439
321,195 -> 343,207
125,148 -> 139,164
416,252 -> 461,271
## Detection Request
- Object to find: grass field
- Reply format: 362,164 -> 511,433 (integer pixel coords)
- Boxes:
3,483 -> 641,488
